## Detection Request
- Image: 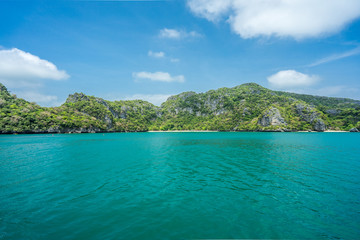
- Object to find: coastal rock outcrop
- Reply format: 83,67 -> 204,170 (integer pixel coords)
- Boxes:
2,82 -> 360,133
65,92 -> 89,103
295,103 -> 326,131
313,119 -> 326,132
258,107 -> 286,127
350,128 -> 359,132
46,126 -> 102,133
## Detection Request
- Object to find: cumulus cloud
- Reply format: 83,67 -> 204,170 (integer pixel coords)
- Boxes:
148,51 -> 165,58
159,28 -> 201,39
133,71 -> 185,83
267,70 -> 320,89
267,70 -> 359,99
125,94 -> 172,106
0,48 -> 69,106
0,48 -> 69,88
187,0 -> 360,39
159,28 -> 181,39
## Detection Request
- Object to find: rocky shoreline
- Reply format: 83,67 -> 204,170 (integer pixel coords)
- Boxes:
1,82 -> 360,133
1,129 -> 356,135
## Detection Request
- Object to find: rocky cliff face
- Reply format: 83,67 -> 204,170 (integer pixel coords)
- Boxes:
66,93 -> 115,128
295,103 -> 326,131
258,107 -> 286,127
350,128 -> 359,132
1,82 -> 360,133
160,83 -> 330,131
64,93 -> 160,132
65,92 -> 89,103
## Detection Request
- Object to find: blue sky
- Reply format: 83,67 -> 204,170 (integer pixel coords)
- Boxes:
0,0 -> 360,106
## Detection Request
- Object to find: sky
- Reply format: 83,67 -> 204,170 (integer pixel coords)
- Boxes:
0,0 -> 360,106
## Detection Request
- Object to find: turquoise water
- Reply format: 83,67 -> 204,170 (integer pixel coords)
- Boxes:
0,132 -> 359,239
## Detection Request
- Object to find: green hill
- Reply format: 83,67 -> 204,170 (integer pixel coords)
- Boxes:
1,82 -> 359,133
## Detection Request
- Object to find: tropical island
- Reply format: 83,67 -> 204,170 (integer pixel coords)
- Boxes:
1,82 -> 359,134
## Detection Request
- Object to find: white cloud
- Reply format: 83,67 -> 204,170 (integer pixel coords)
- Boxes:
267,70 -> 320,89
148,50 -> 181,63
188,31 -> 202,38
187,0 -> 360,39
188,0 -> 233,21
15,90 -> 61,107
125,94 -> 172,106
17,91 -> 57,103
0,48 -> 69,106
133,71 -> 185,83
309,46 -> 360,67
159,28 -> 201,39
0,48 -> 69,88
148,50 -> 165,58
267,70 -> 359,99
159,28 -> 181,39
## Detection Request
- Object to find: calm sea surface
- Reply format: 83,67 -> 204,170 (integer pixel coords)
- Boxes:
0,132 -> 359,239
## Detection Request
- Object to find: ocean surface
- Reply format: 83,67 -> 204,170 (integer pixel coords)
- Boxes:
0,132 -> 359,239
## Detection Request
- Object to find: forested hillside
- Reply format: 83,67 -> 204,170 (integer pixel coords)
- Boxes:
1,82 -> 359,133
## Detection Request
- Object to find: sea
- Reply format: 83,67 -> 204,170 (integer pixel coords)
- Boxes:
1,132 -> 359,239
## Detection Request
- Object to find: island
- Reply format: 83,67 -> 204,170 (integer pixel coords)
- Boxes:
1,82 -> 359,134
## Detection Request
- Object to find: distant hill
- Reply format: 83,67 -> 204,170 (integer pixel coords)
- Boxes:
1,82 -> 359,133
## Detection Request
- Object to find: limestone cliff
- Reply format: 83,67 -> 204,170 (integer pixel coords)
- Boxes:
258,107 -> 287,127
1,82 -> 360,133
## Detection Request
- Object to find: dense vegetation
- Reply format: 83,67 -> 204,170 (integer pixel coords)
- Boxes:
1,82 -> 359,133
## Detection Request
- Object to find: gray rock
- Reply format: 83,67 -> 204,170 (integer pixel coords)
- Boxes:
313,119 -> 326,132
215,108 -> 226,115
206,99 -> 222,112
65,93 -> 89,103
258,107 -> 286,127
167,91 -> 196,102
326,109 -> 339,116
184,107 -> 193,114
295,103 -> 326,131
242,107 -> 250,116
46,126 -> 102,134
250,89 -> 261,94
95,98 -> 119,118
350,128 -> 359,132
120,106 -> 131,119
288,98 -> 297,102
295,103 -> 318,122
155,110 -> 163,118
104,115 -> 113,128
47,126 -> 61,133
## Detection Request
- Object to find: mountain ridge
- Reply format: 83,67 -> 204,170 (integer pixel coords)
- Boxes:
1,82 -> 359,133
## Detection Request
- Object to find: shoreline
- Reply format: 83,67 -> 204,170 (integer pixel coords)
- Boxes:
324,130 -> 347,132
147,130 -> 219,133
148,130 -> 349,133
1,130 -> 353,135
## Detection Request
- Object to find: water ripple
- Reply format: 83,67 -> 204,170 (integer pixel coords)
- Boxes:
0,132 -> 359,239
